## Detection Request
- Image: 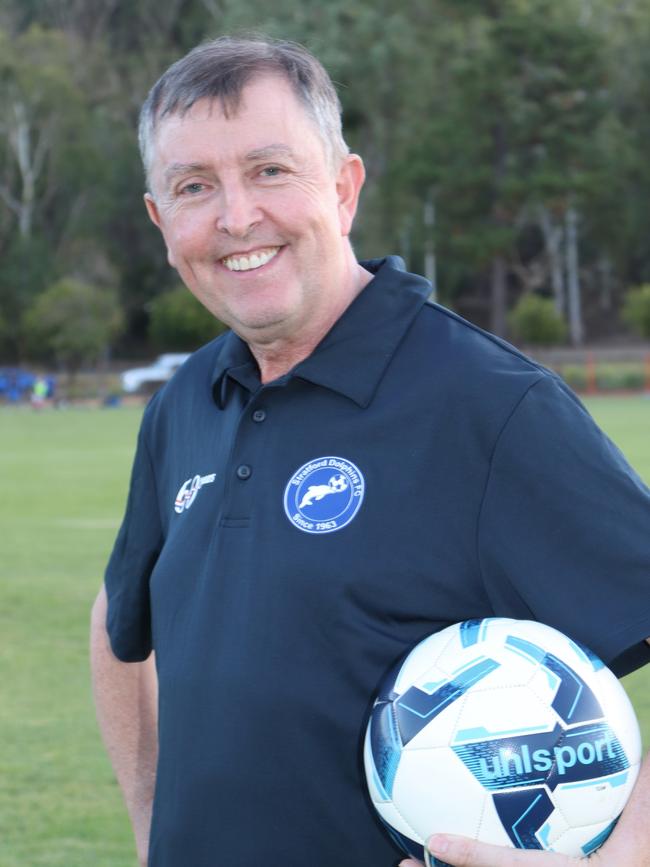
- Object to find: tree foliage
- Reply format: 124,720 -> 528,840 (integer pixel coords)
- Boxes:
22,277 -> 124,372
149,287 -> 226,351
2,0 -> 650,359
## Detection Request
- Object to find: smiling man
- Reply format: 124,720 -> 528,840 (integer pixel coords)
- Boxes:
90,37 -> 650,867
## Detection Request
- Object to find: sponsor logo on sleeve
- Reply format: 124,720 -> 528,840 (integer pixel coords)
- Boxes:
174,473 -> 216,513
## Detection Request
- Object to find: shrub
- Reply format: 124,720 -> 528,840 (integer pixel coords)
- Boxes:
622,284 -> 650,339
595,363 -> 646,391
508,294 -> 568,346
23,278 -> 123,373
558,363 -> 646,392
559,365 -> 587,391
149,287 -> 226,351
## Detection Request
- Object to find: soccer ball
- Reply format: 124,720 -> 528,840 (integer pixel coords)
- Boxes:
364,618 -> 642,864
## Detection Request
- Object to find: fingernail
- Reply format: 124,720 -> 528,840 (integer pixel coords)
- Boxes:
428,834 -> 449,855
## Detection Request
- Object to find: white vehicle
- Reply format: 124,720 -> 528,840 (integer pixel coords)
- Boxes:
121,353 -> 190,393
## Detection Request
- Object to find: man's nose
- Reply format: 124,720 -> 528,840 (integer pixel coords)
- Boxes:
216,181 -> 262,238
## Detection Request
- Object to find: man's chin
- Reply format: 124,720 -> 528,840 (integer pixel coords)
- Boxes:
229,312 -> 297,343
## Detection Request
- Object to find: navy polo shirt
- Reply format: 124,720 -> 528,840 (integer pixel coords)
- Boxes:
105,256 -> 650,867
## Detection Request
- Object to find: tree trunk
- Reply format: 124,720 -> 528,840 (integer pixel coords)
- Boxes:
489,116 -> 508,335
565,203 -> 584,346
423,187 -> 437,302
490,255 -> 508,337
539,205 -> 565,315
597,255 -> 613,311
9,99 -> 36,239
399,215 -> 413,272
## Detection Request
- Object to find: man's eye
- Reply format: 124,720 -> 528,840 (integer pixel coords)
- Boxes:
180,182 -> 205,194
261,166 -> 283,177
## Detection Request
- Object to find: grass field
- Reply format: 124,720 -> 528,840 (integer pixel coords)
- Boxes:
1,396 -> 649,866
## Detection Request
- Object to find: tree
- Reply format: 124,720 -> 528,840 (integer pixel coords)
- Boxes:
398,0 -> 610,336
22,277 -> 124,374
0,25 -> 102,358
3,0 -> 650,355
0,26 -> 91,242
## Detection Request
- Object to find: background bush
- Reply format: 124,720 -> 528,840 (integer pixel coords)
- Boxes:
558,362 -> 647,392
148,287 -> 226,351
508,294 -> 568,346
22,278 -> 123,373
622,285 -> 650,339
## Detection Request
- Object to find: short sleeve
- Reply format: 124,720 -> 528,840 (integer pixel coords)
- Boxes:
104,412 -> 163,662
478,375 -> 650,677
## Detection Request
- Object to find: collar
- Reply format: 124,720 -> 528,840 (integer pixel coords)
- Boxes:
211,256 -> 431,409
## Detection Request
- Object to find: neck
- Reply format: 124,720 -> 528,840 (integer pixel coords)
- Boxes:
250,260 -> 372,384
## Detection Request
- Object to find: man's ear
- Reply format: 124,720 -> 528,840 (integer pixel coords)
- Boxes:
144,193 -> 175,268
336,154 -> 365,237
144,192 -> 162,229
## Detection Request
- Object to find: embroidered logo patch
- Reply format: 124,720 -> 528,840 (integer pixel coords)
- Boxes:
284,456 -> 364,534
174,473 -> 216,513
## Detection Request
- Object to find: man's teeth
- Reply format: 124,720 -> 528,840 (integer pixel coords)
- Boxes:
222,247 -> 280,272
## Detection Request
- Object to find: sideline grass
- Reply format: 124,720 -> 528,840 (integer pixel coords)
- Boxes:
1,407 -> 143,867
0,396 -> 648,866
585,395 -> 650,481
586,397 -> 650,757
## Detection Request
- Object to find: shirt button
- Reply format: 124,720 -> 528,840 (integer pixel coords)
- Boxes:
252,409 -> 266,423
236,464 -> 252,480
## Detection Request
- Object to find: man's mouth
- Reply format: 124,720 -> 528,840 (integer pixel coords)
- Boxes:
221,246 -> 281,272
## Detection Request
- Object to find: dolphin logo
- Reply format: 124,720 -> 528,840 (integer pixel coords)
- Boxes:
284,457 -> 364,535
298,474 -> 348,509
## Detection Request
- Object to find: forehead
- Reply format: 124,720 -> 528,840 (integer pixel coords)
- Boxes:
151,74 -> 324,173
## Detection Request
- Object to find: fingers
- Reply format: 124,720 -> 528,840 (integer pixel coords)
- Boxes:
424,835 -> 576,867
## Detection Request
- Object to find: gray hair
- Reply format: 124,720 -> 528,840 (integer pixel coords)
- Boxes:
139,35 -> 349,191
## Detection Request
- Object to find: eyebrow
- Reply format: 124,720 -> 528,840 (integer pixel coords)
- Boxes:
163,162 -> 210,185
244,144 -> 296,161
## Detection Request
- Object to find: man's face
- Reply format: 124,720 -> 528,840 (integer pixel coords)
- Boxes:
145,74 -> 364,346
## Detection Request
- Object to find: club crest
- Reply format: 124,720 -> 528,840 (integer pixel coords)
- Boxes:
284,456 -> 365,534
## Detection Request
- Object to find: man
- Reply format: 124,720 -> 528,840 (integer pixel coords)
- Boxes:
90,36 -> 650,867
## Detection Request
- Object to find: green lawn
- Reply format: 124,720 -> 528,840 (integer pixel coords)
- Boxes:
585,395 -> 650,481
586,397 -> 650,763
0,396 -> 648,866
0,407 -> 143,867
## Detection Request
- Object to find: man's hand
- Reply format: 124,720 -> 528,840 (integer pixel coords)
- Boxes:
398,835 -> 586,867
90,587 -> 158,867
397,753 -> 650,867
